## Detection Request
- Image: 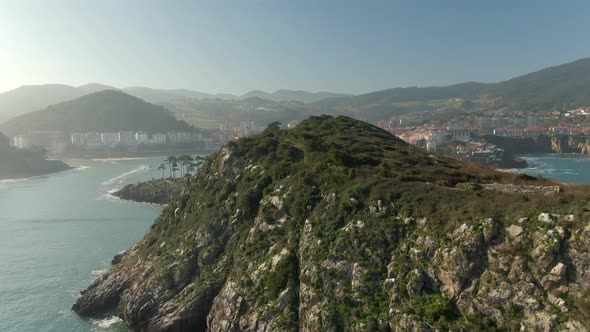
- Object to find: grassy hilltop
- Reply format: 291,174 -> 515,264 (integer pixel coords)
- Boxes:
74,116 -> 590,331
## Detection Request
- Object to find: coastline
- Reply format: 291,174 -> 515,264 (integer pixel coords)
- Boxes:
0,164 -> 73,182
59,148 -> 216,162
63,157 -> 149,162
110,178 -> 185,205
106,189 -> 167,207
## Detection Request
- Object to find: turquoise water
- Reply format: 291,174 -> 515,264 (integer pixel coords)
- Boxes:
0,158 -> 165,332
515,153 -> 590,183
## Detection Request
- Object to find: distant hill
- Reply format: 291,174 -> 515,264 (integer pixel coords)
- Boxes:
120,87 -> 190,104
0,90 -> 192,136
317,57 -> 590,120
0,84 -> 86,122
0,83 -> 351,121
4,57 -> 590,124
240,89 -> 352,103
78,83 -> 117,93
488,58 -> 590,109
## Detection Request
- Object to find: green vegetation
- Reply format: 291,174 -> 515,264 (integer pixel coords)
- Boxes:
0,90 -> 193,136
313,57 -> 590,121
182,117 -> 220,130
159,155 -> 204,178
75,115 -> 590,331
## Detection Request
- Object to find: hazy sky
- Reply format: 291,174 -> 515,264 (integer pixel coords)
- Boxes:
1,0 -> 590,95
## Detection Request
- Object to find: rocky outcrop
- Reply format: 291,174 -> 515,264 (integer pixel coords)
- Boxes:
114,178 -> 185,205
73,116 -> 590,331
483,134 -> 590,155
551,135 -> 590,154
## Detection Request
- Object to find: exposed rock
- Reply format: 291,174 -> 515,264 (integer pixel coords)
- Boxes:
539,212 -> 559,223
72,116 -> 590,331
506,224 -> 524,240
114,178 -> 185,205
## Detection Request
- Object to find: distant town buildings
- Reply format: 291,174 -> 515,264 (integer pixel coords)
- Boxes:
375,107 -> 590,166
11,129 -> 230,156
12,131 -> 68,155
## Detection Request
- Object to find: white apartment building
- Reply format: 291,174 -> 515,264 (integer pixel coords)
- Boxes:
118,131 -> 137,146
71,133 -> 86,146
101,132 -> 119,146
85,132 -> 102,148
149,133 -> 167,145
136,132 -> 149,145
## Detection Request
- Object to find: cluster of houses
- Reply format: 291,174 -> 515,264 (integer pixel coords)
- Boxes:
10,130 -> 230,156
456,143 -> 504,165
68,131 -> 204,148
219,120 -> 264,139
386,114 -> 590,151
8,119 -> 271,157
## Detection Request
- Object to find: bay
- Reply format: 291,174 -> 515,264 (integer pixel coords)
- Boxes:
0,158 -> 165,332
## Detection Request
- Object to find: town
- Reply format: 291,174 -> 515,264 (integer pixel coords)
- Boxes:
9,120 -> 266,157
375,106 -> 590,166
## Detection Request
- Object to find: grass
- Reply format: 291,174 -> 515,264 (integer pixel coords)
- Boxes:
182,116 -> 220,130
112,115 -> 590,331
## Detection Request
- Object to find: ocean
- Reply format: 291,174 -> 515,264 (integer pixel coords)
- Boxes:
513,153 -> 590,184
0,158 -> 164,332
0,153 -> 589,331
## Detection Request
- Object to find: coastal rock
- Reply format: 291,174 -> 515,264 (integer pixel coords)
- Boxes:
114,178 -> 185,205
72,116 -> 590,331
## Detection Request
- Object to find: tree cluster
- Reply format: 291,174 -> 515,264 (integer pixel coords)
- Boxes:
158,155 -> 205,178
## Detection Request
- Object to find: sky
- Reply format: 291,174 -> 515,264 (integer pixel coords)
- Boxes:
1,0 -> 590,95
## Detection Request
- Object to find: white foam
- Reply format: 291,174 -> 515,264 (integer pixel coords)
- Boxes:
90,269 -> 108,277
75,166 -> 91,171
90,316 -> 124,330
101,165 -> 149,187
0,178 -> 28,185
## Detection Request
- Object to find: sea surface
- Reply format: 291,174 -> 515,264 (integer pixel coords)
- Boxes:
0,158 -> 165,332
514,153 -> 590,183
1,154 -> 590,332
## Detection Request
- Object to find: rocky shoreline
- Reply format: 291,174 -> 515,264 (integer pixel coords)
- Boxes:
113,178 -> 186,205
0,160 -> 72,181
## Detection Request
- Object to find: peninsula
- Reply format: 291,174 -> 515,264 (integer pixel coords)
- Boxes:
73,116 -> 590,331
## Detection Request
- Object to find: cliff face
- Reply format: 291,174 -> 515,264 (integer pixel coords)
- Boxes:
483,134 -> 590,155
73,116 -> 590,331
551,135 -> 590,154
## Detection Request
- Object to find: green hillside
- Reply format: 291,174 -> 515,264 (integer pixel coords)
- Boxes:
0,90 -> 192,136
73,116 -> 590,331
315,57 -> 590,121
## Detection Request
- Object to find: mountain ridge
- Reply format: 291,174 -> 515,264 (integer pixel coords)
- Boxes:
0,85 -> 350,121
0,90 -> 192,136
315,57 -> 590,120
3,57 -> 590,123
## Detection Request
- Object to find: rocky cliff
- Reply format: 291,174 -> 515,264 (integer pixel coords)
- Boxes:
551,135 -> 590,154
114,178 -> 185,205
74,116 -> 590,331
483,134 -> 590,155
